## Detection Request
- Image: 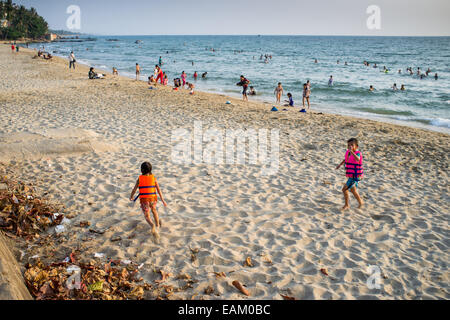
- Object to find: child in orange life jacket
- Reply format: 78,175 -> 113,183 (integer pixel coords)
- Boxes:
129,162 -> 167,233
336,138 -> 364,210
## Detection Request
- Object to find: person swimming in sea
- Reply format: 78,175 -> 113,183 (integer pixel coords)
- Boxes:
434,73 -> 438,80
202,72 -> 207,79
369,85 -> 374,92
400,84 -> 405,91
249,86 -> 256,95
392,83 -> 398,91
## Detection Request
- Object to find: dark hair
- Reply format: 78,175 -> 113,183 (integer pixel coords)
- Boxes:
287,92 -> 292,97
141,162 -> 152,175
347,138 -> 359,146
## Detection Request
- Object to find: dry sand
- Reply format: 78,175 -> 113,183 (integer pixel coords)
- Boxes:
0,44 -> 448,300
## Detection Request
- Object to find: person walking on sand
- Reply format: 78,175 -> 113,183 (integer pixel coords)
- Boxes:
302,83 -> 311,110
69,51 -> 76,70
135,63 -> 141,80
274,82 -> 283,104
155,65 -> 164,84
336,138 -> 364,210
237,75 -> 250,102
130,162 -> 167,237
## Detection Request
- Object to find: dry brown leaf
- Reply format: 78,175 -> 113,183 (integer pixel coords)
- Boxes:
232,280 -> 250,296
244,256 -> 254,267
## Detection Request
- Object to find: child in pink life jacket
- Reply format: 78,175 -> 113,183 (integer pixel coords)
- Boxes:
336,138 -> 364,210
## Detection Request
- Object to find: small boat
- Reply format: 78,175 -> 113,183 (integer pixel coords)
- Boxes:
135,40 -> 143,44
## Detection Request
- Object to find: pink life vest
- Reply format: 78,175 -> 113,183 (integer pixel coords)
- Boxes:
345,150 -> 363,179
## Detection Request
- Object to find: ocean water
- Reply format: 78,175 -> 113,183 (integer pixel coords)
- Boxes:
30,35 -> 450,133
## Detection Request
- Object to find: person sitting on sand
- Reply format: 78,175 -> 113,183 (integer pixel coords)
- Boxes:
187,82 -> 195,95
148,76 -> 155,85
163,73 -> 169,85
336,138 -> 364,210
43,53 -> 52,60
274,82 -> 283,104
249,86 -> 256,95
129,162 -> 167,236
284,93 -> 294,107
88,67 -> 105,79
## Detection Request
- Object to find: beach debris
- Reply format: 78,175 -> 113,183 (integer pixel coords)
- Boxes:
204,285 -> 215,295
24,258 -> 152,300
212,271 -> 226,279
226,101 -> 231,104
243,257 -> 254,267
54,225 -> 65,234
79,221 -> 90,227
0,178 -> 64,238
231,280 -> 250,296
320,268 -> 329,276
280,293 -> 296,300
89,228 -> 106,234
111,236 -> 122,242
271,106 -> 278,112
176,273 -> 191,280
155,270 -> 172,284
121,260 -> 132,265
94,252 -> 105,258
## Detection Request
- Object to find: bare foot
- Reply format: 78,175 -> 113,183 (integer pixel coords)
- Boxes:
357,202 -> 364,209
341,205 -> 350,211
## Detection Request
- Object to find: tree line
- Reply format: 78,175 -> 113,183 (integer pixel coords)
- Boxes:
0,0 -> 48,40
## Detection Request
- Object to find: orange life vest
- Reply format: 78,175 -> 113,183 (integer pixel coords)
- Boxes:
138,175 -> 157,201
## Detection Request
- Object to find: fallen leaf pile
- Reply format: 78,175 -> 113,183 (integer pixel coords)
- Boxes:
24,259 -> 152,300
0,179 -> 64,239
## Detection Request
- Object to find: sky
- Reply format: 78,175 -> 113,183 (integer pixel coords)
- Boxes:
13,0 -> 450,36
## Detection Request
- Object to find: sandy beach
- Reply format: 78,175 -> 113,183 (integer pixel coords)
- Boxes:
0,44 -> 448,300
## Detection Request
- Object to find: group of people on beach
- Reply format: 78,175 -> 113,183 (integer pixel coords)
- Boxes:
130,136 -> 364,236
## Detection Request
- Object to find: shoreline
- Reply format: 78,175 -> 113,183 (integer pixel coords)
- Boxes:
22,43 -> 450,135
1,43 -> 449,300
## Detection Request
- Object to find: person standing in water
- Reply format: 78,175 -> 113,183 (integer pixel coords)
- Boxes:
274,82 -> 283,104
135,63 -> 141,81
392,83 -> 398,91
328,76 -> 333,87
159,56 -> 163,66
435,73 -> 438,80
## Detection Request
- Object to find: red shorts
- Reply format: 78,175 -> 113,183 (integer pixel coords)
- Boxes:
140,198 -> 157,213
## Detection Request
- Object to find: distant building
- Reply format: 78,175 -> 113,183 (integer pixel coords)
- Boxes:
45,33 -> 59,41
